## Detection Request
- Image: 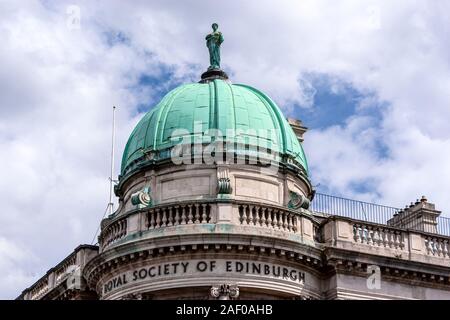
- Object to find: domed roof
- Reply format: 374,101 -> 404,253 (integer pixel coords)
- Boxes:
121,79 -> 308,178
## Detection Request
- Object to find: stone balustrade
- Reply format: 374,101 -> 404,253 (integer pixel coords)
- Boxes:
99,200 -> 314,251
238,204 -> 298,233
99,217 -> 127,249
54,252 -> 77,286
19,245 -> 98,300
323,216 -> 450,265
353,222 -> 406,250
424,235 -> 450,258
146,203 -> 212,229
29,278 -> 49,300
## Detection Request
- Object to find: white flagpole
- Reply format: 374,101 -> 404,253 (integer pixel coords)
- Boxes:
108,106 -> 116,215
91,105 -> 117,245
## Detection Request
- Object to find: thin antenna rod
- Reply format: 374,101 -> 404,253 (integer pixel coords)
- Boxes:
91,106 -> 117,245
108,106 -> 116,215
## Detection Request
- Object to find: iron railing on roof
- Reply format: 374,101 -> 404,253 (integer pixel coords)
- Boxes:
310,193 -> 450,236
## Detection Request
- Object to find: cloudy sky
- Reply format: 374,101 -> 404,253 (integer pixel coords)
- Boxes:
1,0 -> 449,299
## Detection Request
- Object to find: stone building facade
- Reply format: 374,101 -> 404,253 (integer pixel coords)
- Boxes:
17,52 -> 450,302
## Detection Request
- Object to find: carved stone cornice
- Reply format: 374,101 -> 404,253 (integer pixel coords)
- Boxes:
83,236 -> 324,294
324,247 -> 450,290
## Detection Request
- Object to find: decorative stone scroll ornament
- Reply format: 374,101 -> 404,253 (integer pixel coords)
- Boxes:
210,284 -> 239,300
217,168 -> 232,194
287,191 -> 310,210
131,186 -> 152,209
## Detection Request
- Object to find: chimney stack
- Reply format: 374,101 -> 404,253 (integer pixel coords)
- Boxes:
287,118 -> 307,143
387,196 -> 441,234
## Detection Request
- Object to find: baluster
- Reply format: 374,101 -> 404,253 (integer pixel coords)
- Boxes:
245,205 -> 251,225
248,205 -> 254,225
434,238 -> 441,256
282,212 -> 288,230
201,204 -> 207,223
367,226 -> 373,245
443,240 -> 449,258
174,206 -> 180,226
285,213 -> 290,231
161,208 -> 167,226
155,208 -> 161,227
437,239 -> 443,256
292,215 -> 298,232
194,204 -> 201,223
148,210 -> 155,229
361,225 -> 367,244
272,210 -> 278,229
381,229 -> 387,247
254,206 -> 261,225
271,210 -> 276,229
430,238 -> 436,255
261,208 -> 267,226
181,206 -> 187,225
167,207 -> 173,226
358,225 -> 363,243
425,238 -> 432,254
365,225 -> 371,244
377,228 -> 383,246
288,213 -> 294,232
393,231 -> 399,248
187,205 -> 193,224
239,206 -> 245,224
267,208 -> 273,228
206,204 -> 211,222
387,230 -> 394,248
373,228 -> 380,246
276,210 -> 282,229
353,224 -> 360,242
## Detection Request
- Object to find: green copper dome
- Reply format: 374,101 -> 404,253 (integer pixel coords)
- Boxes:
121,79 -> 308,177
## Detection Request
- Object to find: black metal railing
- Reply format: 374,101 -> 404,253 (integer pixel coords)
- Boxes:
310,193 -> 450,237
437,217 -> 450,236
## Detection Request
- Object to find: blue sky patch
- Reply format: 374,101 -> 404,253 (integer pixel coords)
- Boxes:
291,73 -> 385,130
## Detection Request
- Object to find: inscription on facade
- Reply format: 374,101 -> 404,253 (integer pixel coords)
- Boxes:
103,259 -> 306,294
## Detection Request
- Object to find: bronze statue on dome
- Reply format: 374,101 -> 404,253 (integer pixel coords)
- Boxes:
205,23 -> 224,70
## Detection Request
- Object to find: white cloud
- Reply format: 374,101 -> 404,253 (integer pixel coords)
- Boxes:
0,237 -> 41,298
0,0 -> 449,298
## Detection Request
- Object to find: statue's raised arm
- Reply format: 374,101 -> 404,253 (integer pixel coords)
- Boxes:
206,23 -> 223,70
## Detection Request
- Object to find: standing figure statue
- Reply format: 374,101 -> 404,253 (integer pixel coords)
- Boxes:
206,23 -> 224,70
